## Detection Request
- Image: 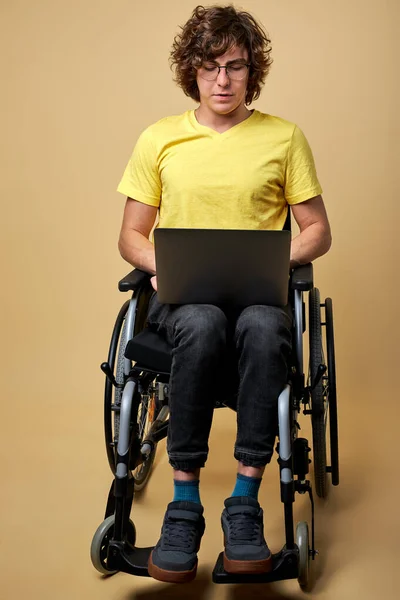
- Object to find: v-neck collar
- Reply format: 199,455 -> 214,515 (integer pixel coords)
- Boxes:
188,109 -> 258,138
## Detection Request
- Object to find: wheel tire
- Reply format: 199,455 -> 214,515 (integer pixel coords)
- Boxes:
309,288 -> 328,498
132,396 -> 168,492
104,301 -> 130,475
90,515 -> 136,575
296,521 -> 310,589
131,394 -> 158,493
104,295 -> 165,492
325,298 -> 339,486
133,451 -> 157,492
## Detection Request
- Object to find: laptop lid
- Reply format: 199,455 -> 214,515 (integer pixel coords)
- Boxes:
154,229 -> 291,307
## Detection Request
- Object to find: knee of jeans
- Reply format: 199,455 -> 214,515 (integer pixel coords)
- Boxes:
235,305 -> 292,352
175,304 -> 227,347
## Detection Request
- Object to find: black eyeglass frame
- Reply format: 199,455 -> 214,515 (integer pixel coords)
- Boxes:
198,63 -> 251,80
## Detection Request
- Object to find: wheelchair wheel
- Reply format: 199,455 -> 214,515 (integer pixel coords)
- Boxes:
104,298 -> 167,491
325,298 -> 339,486
309,288 -> 328,498
104,300 -> 129,474
296,521 -> 310,588
131,386 -> 167,491
90,515 -> 136,575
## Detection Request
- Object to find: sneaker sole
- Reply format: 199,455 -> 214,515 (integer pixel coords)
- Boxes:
223,552 -> 273,575
148,551 -> 198,583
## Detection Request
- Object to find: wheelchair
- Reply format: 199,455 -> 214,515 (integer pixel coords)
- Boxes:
90,256 -> 339,589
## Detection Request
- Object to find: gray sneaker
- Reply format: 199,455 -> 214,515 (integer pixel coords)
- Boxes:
148,501 -> 205,583
221,496 -> 272,574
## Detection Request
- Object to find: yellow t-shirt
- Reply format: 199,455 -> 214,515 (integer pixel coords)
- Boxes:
117,110 -> 322,230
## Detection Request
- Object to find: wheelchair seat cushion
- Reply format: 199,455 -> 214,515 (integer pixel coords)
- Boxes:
125,329 -> 172,373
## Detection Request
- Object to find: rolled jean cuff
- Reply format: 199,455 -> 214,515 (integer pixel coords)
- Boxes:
168,452 -> 207,472
234,448 -> 273,468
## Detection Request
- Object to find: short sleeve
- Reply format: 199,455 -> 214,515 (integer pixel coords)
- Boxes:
117,128 -> 161,207
284,126 -> 323,205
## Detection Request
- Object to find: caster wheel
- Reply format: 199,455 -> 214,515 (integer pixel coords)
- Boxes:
296,521 -> 310,588
90,515 -> 136,575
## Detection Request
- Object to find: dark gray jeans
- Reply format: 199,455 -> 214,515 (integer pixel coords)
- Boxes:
147,294 -> 292,471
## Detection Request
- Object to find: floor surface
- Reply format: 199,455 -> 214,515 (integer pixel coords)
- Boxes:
2,376 -> 397,599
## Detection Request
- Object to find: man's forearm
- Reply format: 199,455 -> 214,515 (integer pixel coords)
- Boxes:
118,228 -> 156,275
290,222 -> 332,268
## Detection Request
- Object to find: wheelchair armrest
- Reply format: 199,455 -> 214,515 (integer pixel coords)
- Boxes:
118,268 -> 151,292
290,263 -> 313,291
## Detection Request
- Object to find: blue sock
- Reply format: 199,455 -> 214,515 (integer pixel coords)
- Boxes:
231,473 -> 262,501
173,479 -> 201,504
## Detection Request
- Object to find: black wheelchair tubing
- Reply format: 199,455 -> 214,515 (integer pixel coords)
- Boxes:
133,285 -> 154,336
309,287 -> 328,498
104,300 -> 130,475
325,298 -> 339,486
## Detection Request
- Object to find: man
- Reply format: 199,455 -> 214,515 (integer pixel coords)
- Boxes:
117,5 -> 331,584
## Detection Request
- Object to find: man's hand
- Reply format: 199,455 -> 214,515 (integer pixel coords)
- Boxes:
150,275 -> 157,291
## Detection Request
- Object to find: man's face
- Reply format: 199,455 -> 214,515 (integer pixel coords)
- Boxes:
196,46 -> 249,115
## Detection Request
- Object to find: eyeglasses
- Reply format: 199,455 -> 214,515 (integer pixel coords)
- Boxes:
198,62 -> 250,81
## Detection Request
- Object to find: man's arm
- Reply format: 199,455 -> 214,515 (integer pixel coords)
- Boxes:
289,195 -> 332,268
118,198 -> 158,285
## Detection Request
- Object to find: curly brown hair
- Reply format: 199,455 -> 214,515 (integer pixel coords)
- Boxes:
170,5 -> 273,105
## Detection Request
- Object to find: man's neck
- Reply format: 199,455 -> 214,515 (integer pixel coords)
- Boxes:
194,105 -> 252,133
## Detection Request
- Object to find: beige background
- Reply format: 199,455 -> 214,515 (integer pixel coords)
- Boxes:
1,0 -> 398,598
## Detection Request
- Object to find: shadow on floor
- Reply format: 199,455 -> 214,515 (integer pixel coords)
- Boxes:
227,582 -> 302,600
123,567 -> 212,600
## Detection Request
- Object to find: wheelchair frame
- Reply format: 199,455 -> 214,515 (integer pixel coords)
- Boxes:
91,264 -> 339,588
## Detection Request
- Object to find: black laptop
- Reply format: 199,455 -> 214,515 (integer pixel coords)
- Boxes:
154,228 -> 291,307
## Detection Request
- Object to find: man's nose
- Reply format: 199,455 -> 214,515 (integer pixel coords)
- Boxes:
216,67 -> 230,86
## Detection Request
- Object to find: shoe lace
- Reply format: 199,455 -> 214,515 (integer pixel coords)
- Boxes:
229,511 -> 261,543
163,517 -> 197,551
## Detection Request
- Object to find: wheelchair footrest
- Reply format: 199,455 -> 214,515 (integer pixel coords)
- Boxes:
107,541 -> 153,576
212,547 -> 298,584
